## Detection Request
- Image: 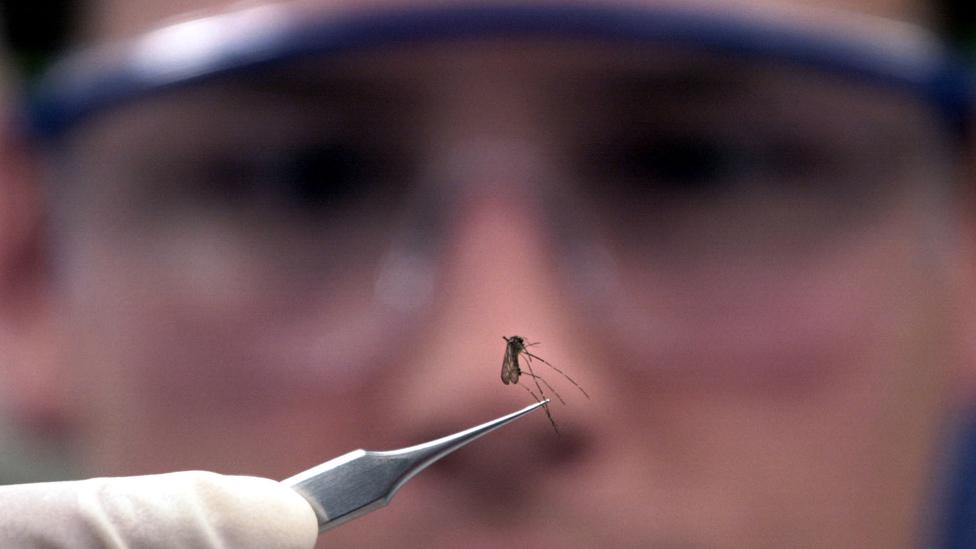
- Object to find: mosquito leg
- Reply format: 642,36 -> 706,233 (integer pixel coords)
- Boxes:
521,343 -> 576,402
543,406 -> 559,434
524,350 -> 590,399
519,383 -> 542,403
518,372 -> 566,405
517,384 -> 559,434
520,353 -> 552,412
520,354 -> 560,434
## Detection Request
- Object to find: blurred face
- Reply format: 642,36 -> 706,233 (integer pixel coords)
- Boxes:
8,0 -> 975,548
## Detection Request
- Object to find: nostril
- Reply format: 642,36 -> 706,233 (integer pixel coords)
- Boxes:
541,426 -> 591,469
408,416 -> 597,527
419,418 -> 592,481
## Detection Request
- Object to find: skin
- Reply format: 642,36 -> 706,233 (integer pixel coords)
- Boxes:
2,0 -> 975,547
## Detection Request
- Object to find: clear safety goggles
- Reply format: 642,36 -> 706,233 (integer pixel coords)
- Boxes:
23,3 -> 976,373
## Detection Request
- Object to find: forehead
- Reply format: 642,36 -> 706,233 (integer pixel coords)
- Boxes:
85,0 -> 930,42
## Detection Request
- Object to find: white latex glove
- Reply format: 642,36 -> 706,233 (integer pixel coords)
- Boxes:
0,471 -> 319,548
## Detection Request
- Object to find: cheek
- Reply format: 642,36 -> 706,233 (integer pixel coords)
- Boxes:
573,205 -> 963,545
61,223 -> 407,397
56,234 -> 420,473
593,202 -> 961,387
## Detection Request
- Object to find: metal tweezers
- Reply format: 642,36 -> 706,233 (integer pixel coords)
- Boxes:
281,399 -> 549,532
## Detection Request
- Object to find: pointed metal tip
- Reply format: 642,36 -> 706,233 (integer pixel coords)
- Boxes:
381,399 -> 552,493
285,399 -> 553,533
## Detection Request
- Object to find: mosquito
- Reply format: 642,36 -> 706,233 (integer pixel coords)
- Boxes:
501,335 -> 590,433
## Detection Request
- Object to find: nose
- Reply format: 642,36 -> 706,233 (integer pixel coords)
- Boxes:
373,62 -> 624,533
384,171 -> 616,522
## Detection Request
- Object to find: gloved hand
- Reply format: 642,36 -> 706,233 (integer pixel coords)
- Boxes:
0,471 -> 318,548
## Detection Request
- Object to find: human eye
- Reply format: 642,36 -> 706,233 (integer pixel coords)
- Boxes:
590,133 -> 751,197
198,141 -> 405,221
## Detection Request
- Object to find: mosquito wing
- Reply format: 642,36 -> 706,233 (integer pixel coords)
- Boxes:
500,341 -> 520,385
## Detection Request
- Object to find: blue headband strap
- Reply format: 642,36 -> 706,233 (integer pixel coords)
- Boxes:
27,3 -> 974,140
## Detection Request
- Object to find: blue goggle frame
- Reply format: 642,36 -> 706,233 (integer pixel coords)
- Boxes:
25,2 -> 975,140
